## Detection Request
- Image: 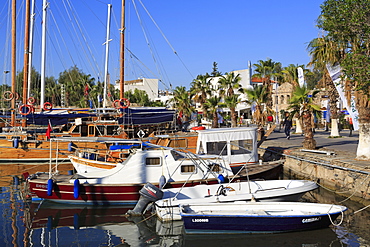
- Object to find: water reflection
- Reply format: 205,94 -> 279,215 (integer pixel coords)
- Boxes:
0,174 -> 369,246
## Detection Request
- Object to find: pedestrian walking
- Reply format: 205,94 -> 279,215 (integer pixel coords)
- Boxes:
283,112 -> 293,139
349,117 -> 353,137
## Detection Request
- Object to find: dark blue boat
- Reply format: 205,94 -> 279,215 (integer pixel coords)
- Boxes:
180,202 -> 347,234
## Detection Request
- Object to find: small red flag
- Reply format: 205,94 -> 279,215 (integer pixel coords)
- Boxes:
84,84 -> 89,96
46,122 -> 52,139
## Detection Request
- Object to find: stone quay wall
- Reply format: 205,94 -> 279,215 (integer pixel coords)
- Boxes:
259,148 -> 370,205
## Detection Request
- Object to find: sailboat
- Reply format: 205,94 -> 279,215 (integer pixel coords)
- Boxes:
0,0 -> 177,163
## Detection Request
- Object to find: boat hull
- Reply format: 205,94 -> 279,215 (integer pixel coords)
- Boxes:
27,174 -> 220,205
182,214 -> 340,234
180,202 -> 347,234
155,180 -> 318,221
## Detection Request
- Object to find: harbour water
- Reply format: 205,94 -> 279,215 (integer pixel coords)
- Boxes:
0,165 -> 369,247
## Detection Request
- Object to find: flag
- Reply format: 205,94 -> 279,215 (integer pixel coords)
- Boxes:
326,100 -> 331,123
326,63 -> 359,130
46,121 -> 52,139
84,84 -> 89,96
297,67 -> 305,87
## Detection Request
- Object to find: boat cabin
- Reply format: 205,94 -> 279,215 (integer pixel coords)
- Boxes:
196,127 -> 258,166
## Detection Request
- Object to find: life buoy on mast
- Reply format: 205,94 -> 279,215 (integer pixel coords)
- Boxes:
113,98 -> 130,109
43,102 -> 53,111
19,104 -> 34,116
27,97 -> 36,105
3,91 -> 14,101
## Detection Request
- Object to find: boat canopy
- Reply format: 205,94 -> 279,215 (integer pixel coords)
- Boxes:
118,107 -> 175,125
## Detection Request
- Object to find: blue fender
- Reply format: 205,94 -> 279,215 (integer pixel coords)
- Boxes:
13,176 -> 19,186
13,138 -> 19,148
73,179 -> 80,199
68,142 -> 74,152
47,179 -> 53,196
159,175 -> 166,189
217,174 -> 225,184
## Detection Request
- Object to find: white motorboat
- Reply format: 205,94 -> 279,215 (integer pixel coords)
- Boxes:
152,179 -> 318,221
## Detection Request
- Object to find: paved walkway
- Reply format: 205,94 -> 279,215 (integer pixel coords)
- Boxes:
259,127 -> 369,170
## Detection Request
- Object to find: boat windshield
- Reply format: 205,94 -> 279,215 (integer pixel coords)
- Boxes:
171,150 -> 187,160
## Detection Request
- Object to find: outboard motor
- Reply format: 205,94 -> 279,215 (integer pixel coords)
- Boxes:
128,183 -> 163,215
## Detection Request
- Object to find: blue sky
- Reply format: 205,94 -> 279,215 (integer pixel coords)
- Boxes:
0,0 -> 324,92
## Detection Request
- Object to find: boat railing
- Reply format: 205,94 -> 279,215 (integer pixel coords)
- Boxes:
254,186 -> 287,193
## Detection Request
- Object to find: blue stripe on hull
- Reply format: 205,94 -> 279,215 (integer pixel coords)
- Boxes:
182,214 -> 341,234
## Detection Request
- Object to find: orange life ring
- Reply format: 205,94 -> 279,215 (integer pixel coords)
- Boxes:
113,98 -> 130,109
19,104 -> 33,116
27,97 -> 36,104
3,91 -> 14,101
43,102 -> 53,111
191,126 -> 206,130
14,92 -> 19,100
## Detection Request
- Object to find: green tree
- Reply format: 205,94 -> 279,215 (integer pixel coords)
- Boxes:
204,96 -> 222,128
211,62 -> 222,77
281,64 -> 312,87
317,0 -> 370,159
123,89 -> 151,106
253,59 -> 282,110
224,94 -> 240,127
307,36 -> 344,136
190,74 -> 212,114
170,86 -> 194,123
244,85 -> 270,127
58,66 -> 95,107
218,72 -> 242,98
288,86 -> 321,149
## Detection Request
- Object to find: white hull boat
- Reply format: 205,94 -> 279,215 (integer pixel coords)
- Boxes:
153,179 -> 318,221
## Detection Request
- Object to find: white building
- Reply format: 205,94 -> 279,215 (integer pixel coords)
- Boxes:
115,78 -> 159,101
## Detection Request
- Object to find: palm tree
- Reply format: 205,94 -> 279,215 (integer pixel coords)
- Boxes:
204,96 -> 222,128
244,85 -> 270,127
307,36 -> 344,137
190,74 -> 212,115
170,86 -> 194,124
224,94 -> 240,127
253,59 -> 282,110
218,72 -> 242,97
288,85 -> 321,149
281,64 -> 312,87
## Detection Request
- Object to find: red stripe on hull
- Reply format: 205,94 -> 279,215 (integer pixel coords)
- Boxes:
28,179 -> 220,204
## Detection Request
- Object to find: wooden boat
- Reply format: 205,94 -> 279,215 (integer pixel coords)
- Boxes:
154,180 -> 319,221
26,143 -> 240,205
70,127 -> 282,177
180,202 -> 347,234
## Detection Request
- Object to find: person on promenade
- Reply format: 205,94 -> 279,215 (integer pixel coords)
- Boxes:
283,112 -> 293,139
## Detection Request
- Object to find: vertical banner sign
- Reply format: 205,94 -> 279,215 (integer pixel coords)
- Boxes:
297,67 -> 305,87
326,64 -> 359,130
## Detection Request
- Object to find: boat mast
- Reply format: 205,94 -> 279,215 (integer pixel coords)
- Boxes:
22,0 -> 30,127
10,0 -> 16,126
103,4 -> 112,109
27,0 -> 36,99
40,0 -> 48,110
119,0 -> 125,99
